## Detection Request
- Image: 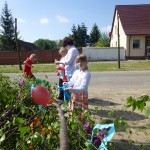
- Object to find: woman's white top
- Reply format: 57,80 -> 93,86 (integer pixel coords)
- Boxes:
67,69 -> 91,93
63,46 -> 79,77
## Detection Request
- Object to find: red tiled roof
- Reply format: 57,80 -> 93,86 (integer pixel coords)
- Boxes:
116,4 -> 150,35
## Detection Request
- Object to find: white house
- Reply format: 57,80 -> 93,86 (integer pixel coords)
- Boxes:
110,4 -> 150,59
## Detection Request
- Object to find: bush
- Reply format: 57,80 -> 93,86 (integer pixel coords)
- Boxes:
0,74 -> 117,150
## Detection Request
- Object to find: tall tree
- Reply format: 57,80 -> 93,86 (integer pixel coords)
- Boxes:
70,23 -> 88,47
95,32 -> 110,47
90,23 -> 101,46
0,2 -> 15,51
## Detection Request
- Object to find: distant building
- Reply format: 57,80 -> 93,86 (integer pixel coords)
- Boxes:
110,4 -> 150,59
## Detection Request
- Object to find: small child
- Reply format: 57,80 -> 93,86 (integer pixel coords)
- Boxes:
56,47 -> 68,100
64,54 -> 91,112
23,54 -> 37,78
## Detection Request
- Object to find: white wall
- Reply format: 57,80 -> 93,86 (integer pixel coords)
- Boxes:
82,47 -> 125,61
110,10 -> 127,55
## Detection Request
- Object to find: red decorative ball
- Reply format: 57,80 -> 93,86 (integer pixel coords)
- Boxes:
32,86 -> 50,106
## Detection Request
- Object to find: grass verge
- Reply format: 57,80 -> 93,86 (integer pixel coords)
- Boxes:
0,60 -> 150,73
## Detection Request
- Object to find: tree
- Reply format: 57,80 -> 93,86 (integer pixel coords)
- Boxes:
0,2 -> 15,51
57,39 -> 63,48
70,23 -> 88,47
90,23 -> 101,46
34,39 -> 58,50
95,32 -> 110,47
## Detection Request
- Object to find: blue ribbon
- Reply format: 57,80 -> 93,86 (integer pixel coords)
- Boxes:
57,84 -> 71,101
90,123 -> 115,150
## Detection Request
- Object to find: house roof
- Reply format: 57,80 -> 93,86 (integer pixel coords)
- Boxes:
115,4 -> 150,35
18,40 -> 40,50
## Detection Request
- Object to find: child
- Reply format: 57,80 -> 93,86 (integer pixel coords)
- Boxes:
23,54 -> 37,78
56,47 -> 68,100
64,54 -> 91,112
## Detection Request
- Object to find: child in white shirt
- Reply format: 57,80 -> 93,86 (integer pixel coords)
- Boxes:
65,54 -> 91,112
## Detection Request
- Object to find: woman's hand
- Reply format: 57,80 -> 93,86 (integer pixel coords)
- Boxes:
55,59 -> 59,64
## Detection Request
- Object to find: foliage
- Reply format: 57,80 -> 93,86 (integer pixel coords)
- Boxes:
126,94 -> 150,116
90,23 -> 101,46
0,74 -> 120,149
95,32 -> 110,47
70,22 -> 110,48
70,23 -> 88,47
0,2 -> 16,51
34,38 -> 58,50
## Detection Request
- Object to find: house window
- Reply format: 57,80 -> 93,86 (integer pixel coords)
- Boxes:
133,40 -> 140,48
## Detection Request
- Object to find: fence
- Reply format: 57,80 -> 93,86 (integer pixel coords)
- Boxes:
0,50 -> 60,65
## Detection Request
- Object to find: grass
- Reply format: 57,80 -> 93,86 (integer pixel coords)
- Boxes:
1,60 -> 150,73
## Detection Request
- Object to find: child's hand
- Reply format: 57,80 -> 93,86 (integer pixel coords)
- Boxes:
64,87 -> 70,92
63,82 -> 67,85
55,59 -> 59,64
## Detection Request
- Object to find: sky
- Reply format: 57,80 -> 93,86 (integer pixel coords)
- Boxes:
0,0 -> 150,43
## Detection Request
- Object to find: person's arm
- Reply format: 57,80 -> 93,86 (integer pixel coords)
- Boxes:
23,61 -> 31,68
55,59 -> 64,65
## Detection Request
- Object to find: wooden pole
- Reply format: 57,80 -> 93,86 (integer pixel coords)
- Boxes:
117,13 -> 120,69
15,18 -> 22,70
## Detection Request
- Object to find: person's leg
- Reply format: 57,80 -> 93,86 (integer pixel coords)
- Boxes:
58,78 -> 64,100
30,74 -> 36,79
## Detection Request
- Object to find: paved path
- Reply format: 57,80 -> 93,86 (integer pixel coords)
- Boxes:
2,71 -> 150,102
3,70 -> 150,90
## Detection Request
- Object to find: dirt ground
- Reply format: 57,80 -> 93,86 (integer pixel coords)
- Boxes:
88,88 -> 150,150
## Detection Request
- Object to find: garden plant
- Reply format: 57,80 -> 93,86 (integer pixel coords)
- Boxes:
0,74 -> 129,150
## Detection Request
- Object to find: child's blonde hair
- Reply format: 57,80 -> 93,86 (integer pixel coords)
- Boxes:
76,54 -> 88,70
59,47 -> 67,54
30,54 -> 37,59
29,54 -> 37,63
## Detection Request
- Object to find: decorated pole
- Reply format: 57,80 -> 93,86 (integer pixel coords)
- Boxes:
54,102 -> 69,150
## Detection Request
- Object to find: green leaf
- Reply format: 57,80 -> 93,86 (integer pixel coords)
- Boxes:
15,117 -> 24,126
132,100 -> 137,111
0,134 -> 5,142
84,141 -> 92,150
0,129 -> 3,137
71,123 -> 76,130
18,126 -> 30,136
114,117 -> 119,127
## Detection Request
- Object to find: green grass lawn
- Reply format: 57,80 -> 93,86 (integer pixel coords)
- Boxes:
0,60 -> 150,73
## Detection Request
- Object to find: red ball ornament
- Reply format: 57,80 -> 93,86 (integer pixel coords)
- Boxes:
32,85 -> 50,106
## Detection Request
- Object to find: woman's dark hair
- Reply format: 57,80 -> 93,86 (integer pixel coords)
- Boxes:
63,38 -> 74,47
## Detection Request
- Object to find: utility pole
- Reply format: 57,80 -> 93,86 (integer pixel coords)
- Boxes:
14,18 -> 22,70
117,13 -> 120,69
